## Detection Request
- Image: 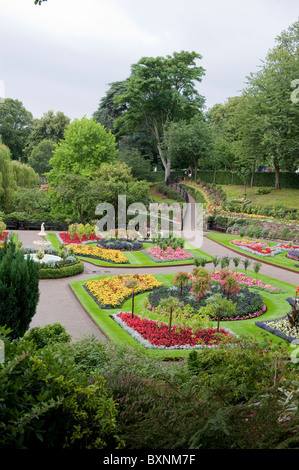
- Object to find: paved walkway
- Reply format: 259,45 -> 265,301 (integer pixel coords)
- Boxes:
15,204 -> 299,342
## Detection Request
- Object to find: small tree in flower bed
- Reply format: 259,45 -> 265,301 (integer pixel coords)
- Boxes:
173,272 -> 190,296
219,271 -> 240,300
198,294 -> 237,331
191,267 -> 211,299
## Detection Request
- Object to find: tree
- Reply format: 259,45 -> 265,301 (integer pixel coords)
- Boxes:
114,51 -> 205,181
117,149 -> 152,181
24,110 -> 70,160
28,139 -> 55,175
0,240 -> 39,339
47,116 -> 118,186
244,20 -> 299,189
0,98 -> 33,161
164,115 -> 212,180
0,142 -> 16,209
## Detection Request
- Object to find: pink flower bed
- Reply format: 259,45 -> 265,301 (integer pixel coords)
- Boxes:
146,246 -> 194,262
117,312 -> 234,348
212,270 -> 280,292
58,232 -> 102,244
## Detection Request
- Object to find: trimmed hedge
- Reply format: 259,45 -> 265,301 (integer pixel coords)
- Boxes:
196,170 -> 299,189
39,261 -> 84,279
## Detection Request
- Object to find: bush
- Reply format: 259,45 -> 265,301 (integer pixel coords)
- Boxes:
0,327 -> 121,449
25,323 -> 72,349
0,241 -> 39,339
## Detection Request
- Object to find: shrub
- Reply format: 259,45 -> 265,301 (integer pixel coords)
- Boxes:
0,327 -> 121,449
25,323 -> 71,349
0,241 -> 39,339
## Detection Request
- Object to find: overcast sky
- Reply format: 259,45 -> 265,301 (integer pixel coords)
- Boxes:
0,0 -> 298,121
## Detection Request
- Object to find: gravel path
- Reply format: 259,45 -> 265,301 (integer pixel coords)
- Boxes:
15,204 -> 299,342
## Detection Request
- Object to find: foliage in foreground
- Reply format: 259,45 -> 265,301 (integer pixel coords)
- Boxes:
0,326 -> 122,449
1,322 -> 298,449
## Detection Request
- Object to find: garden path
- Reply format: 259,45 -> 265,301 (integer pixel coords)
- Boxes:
15,206 -> 299,341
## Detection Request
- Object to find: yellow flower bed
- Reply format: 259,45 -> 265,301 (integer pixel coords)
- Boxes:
85,274 -> 162,308
66,244 -> 129,264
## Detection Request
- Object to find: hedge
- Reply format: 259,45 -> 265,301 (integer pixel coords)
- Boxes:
196,170 -> 299,189
38,261 -> 84,279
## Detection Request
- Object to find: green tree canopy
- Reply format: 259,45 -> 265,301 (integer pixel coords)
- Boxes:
47,116 -> 118,186
164,115 -> 212,180
114,51 -> 205,181
24,110 -> 70,159
28,139 -> 55,175
0,98 -> 33,161
244,20 -> 299,189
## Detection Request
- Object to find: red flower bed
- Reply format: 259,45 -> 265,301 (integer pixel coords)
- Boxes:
117,312 -> 234,348
58,232 -> 102,244
0,232 -> 9,242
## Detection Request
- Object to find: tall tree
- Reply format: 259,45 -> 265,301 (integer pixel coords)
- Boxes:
24,110 -> 70,159
0,98 -> 33,161
164,115 -> 212,180
244,20 -> 299,189
114,51 -> 205,181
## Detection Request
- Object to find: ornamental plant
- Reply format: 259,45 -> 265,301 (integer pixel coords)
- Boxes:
219,272 -> 241,300
173,272 -> 191,296
199,294 -> 237,331
0,240 -> 39,339
253,261 -> 262,280
191,267 -> 211,299
242,257 -> 251,274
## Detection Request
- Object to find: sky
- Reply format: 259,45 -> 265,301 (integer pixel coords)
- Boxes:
0,0 -> 298,121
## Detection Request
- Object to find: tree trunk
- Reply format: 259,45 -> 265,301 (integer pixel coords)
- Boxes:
213,167 -> 217,184
193,158 -> 198,182
273,159 -> 280,189
250,165 -> 255,187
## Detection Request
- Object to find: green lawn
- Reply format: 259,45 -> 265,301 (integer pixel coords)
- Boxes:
206,232 -> 299,273
47,233 -> 212,267
70,270 -> 297,358
221,185 -> 299,210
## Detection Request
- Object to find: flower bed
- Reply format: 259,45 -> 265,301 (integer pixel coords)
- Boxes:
98,238 -> 143,251
58,232 -> 102,244
84,274 -> 162,309
230,238 -> 284,257
256,316 -> 299,343
144,245 -> 194,263
286,250 -> 299,262
212,270 -> 281,293
113,312 -> 234,349
148,282 -> 266,321
66,244 -> 129,264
